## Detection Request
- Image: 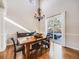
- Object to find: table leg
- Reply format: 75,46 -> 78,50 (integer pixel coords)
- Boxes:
22,45 -> 26,59
26,44 -> 30,59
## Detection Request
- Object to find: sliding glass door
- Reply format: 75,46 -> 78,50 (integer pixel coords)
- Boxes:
45,12 -> 65,46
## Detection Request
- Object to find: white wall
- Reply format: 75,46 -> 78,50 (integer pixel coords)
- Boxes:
6,0 -> 39,32
0,8 -> 3,51
5,0 -> 43,38
40,0 -> 79,50
0,8 -> 6,51
0,0 -> 40,51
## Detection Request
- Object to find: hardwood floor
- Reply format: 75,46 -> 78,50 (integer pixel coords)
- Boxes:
63,47 -> 79,59
0,41 -> 79,59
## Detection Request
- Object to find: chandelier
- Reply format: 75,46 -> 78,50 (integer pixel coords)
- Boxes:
34,8 -> 45,21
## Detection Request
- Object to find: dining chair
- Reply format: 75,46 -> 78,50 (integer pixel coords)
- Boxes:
11,38 -> 25,59
41,34 -> 50,49
29,41 -> 42,59
11,32 -> 33,59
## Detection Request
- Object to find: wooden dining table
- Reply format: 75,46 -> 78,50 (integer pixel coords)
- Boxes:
19,36 -> 46,59
7,35 -> 46,59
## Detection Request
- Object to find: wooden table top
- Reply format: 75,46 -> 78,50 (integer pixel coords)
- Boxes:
7,36 -> 46,46
20,36 -> 46,45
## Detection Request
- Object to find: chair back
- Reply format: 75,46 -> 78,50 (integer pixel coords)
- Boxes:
17,32 -> 36,38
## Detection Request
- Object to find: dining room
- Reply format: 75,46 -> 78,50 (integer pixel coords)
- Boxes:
0,0 -> 79,59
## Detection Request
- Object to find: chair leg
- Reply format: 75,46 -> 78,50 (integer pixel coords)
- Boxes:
22,51 -> 26,59
22,45 -> 26,59
14,52 -> 16,59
